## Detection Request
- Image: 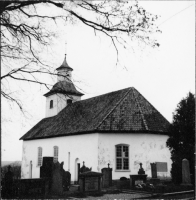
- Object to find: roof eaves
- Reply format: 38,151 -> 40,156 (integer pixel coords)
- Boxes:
56,66 -> 73,71
19,116 -> 55,140
22,129 -> 169,141
44,90 -> 84,97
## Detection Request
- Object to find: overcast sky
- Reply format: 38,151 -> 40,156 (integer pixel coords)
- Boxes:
2,1 -> 195,161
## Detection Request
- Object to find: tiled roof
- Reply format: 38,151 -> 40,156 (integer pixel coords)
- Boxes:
44,81 -> 84,97
20,87 -> 170,140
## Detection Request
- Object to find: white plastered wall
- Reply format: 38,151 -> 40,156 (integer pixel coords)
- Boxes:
45,94 -> 58,118
98,133 -> 172,180
21,133 -> 99,182
45,94 -> 81,118
21,132 -> 172,181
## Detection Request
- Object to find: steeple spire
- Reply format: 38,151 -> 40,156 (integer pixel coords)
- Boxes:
56,43 -> 73,82
65,41 -> 67,55
58,54 -> 72,70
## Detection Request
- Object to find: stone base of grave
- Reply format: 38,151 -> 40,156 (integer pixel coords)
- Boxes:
130,174 -> 147,188
79,171 -> 103,193
149,178 -> 160,185
69,185 -> 80,192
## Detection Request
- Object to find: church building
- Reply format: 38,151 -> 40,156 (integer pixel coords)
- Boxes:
20,53 -> 172,183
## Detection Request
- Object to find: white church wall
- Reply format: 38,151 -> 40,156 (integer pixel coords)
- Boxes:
45,94 -> 58,118
21,133 -> 99,182
21,132 -> 172,181
45,94 -> 81,118
98,133 -> 172,180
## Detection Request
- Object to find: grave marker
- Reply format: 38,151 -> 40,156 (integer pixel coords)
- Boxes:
181,158 -> 192,185
101,163 -> 112,188
79,171 -> 103,193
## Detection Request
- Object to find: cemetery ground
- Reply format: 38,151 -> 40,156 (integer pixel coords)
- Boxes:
1,159 -> 194,199
46,183 -> 195,200
2,179 -> 194,199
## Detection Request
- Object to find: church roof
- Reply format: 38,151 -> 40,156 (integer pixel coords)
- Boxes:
20,87 -> 170,141
44,81 -> 84,97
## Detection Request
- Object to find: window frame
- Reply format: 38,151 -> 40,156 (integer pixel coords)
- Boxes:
67,99 -> 72,105
53,146 -> 59,163
115,144 -> 130,172
37,147 -> 43,167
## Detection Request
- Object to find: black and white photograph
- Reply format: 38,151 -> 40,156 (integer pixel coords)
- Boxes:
1,1 -> 195,199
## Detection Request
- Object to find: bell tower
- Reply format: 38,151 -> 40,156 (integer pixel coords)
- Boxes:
44,46 -> 84,118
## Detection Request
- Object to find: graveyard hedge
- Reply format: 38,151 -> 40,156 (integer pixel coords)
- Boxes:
166,92 -> 195,184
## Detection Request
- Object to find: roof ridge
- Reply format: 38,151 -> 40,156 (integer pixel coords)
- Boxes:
132,88 -> 149,131
95,87 -> 132,130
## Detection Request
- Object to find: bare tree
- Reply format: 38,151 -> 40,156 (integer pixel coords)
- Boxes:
1,0 -> 160,111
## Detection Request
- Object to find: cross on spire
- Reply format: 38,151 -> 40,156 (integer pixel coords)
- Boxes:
65,41 -> 67,55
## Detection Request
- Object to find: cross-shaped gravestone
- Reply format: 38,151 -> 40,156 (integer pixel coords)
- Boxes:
138,163 -> 145,175
108,163 -> 110,168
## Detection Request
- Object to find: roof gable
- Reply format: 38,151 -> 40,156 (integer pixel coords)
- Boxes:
20,87 -> 170,140
97,88 -> 169,132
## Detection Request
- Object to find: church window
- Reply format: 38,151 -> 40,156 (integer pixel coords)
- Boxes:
53,146 -> 59,163
66,72 -> 70,77
50,100 -> 53,109
37,147 -> 43,166
67,99 -> 72,105
115,144 -> 129,170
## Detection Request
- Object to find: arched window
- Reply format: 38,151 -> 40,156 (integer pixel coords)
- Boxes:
37,147 -> 43,166
50,100 -> 53,109
53,146 -> 59,163
67,99 -> 72,105
115,144 -> 129,170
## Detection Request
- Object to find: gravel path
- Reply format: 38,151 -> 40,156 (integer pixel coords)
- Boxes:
67,190 -> 153,199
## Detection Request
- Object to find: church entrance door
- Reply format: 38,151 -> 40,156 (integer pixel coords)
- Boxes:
75,158 -> 80,184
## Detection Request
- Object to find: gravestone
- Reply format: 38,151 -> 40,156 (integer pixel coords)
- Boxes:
4,165 -> 14,197
80,162 -> 92,173
181,159 -> 192,185
150,163 -> 160,185
138,163 -> 145,175
101,163 -> 112,188
40,157 -> 53,179
130,163 -> 147,188
62,170 -> 71,191
50,161 -> 71,194
51,162 -> 64,195
79,171 -> 103,193
40,157 -> 71,193
150,163 -> 157,178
